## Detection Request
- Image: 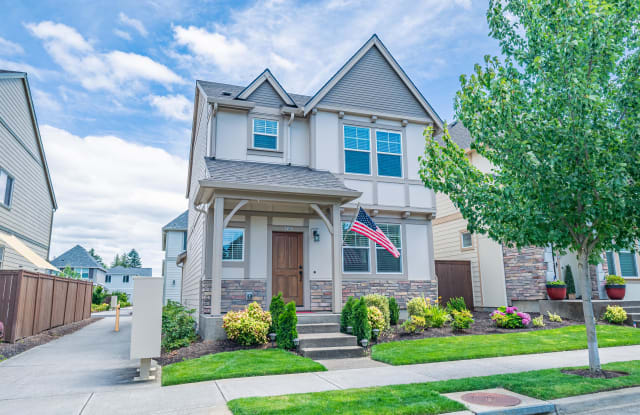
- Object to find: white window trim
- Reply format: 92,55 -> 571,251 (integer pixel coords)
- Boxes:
341,221 -> 371,273
343,125 -> 372,176
0,167 -> 14,209
460,231 -> 473,250
0,245 -> 4,269
123,275 -> 130,283
252,118 -> 279,151
222,228 -> 245,262
375,223 -> 403,274
375,129 -> 403,178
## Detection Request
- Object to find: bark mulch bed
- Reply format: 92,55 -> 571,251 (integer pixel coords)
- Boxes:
0,318 -> 101,361
157,339 -> 270,366
561,369 -> 629,379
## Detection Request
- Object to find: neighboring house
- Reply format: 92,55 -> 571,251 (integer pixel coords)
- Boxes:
104,266 -> 153,302
50,245 -> 106,282
162,210 -> 187,304
182,35 -> 442,339
0,70 -> 58,273
433,121 -> 608,311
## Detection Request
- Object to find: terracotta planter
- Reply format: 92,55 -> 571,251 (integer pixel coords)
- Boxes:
546,285 -> 567,300
605,284 -> 626,300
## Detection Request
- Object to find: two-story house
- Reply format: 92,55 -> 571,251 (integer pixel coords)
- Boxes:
51,245 -> 106,282
162,210 -> 187,304
0,70 -> 58,273
104,265 -> 153,302
182,35 -> 443,339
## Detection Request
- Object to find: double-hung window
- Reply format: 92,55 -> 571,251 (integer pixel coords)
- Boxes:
344,125 -> 371,174
376,224 -> 402,273
222,229 -> 244,261
342,222 -> 370,272
376,131 -> 402,177
253,118 -> 278,150
123,275 -> 130,283
0,168 -> 14,208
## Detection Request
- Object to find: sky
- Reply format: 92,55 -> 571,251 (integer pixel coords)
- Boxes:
0,0 -> 501,275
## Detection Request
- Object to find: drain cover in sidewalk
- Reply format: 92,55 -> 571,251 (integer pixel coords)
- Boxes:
461,392 -> 521,407
444,388 -> 555,414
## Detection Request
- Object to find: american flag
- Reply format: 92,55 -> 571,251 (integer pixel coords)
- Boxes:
349,207 -> 400,258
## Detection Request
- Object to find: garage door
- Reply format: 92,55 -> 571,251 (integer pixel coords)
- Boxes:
436,260 -> 474,309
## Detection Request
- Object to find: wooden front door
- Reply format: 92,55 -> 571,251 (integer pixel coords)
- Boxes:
272,232 -> 304,306
436,260 -> 474,309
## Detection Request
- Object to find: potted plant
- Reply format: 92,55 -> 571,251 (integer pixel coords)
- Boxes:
546,280 -> 567,300
564,265 -> 576,299
605,275 -> 626,300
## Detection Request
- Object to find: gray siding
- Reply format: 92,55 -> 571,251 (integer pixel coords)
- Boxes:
163,230 -> 185,304
0,78 -> 40,156
319,46 -> 430,119
246,82 -> 286,108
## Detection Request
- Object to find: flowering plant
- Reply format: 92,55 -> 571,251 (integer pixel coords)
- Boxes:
490,306 -> 531,328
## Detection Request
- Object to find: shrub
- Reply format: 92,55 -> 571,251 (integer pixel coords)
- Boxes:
389,297 -> 399,325
223,302 -> 271,346
546,311 -> 563,322
491,306 -> 531,328
532,315 -> 545,327
402,316 -> 426,333
119,300 -> 131,308
426,303 -> 450,328
564,265 -> 576,297
162,301 -> 197,351
367,306 -> 385,334
546,280 -> 566,286
269,292 -> 285,333
407,297 -> 428,318
446,297 -> 468,313
450,309 -> 474,330
606,275 -> 626,285
603,305 -> 627,324
92,285 -> 107,305
91,303 -> 110,313
110,291 -> 129,303
363,294 -> 390,329
352,298 -> 371,342
277,301 -> 298,349
341,296 -> 356,332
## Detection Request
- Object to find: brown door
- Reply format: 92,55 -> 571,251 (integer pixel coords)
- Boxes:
436,260 -> 474,309
272,232 -> 303,306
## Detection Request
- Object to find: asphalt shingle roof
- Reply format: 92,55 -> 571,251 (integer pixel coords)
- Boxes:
51,245 -> 104,270
197,80 -> 311,108
204,158 -> 357,194
446,121 -> 473,150
163,210 -> 188,231
106,266 -> 153,276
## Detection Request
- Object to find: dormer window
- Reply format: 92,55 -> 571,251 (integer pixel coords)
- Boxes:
253,118 -> 278,150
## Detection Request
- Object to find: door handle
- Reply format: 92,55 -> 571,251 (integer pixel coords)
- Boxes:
299,270 -> 303,280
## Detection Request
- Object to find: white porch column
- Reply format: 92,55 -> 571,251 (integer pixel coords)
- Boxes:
211,197 -> 224,315
332,203 -> 343,312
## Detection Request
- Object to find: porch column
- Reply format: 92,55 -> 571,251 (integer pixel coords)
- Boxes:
211,197 -> 224,315
332,203 -> 343,312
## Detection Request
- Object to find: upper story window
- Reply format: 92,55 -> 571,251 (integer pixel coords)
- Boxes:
376,223 -> 402,273
182,231 -> 187,251
253,118 -> 278,150
123,275 -> 130,283
0,168 -> 14,208
461,231 -> 473,249
223,228 -> 244,261
344,125 -> 371,175
105,275 -> 111,283
376,131 -> 402,177
342,222 -> 370,272
74,267 -> 90,279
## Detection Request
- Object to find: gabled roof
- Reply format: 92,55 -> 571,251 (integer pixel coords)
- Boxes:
436,121 -> 473,150
196,81 -> 310,107
302,34 -> 443,131
106,266 -> 152,276
163,210 -> 188,231
0,71 -> 57,209
51,245 -> 104,271
235,69 -> 296,107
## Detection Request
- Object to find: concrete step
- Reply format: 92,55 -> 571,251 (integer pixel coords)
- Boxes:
299,332 -> 358,348
622,306 -> 640,312
297,323 -> 340,334
301,345 -> 365,359
296,313 -> 340,325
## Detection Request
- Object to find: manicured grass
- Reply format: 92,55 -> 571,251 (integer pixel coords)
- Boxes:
228,360 -> 640,414
161,349 -> 326,386
372,325 -> 640,365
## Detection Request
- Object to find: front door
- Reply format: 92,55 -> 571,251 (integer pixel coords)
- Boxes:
272,232 -> 303,306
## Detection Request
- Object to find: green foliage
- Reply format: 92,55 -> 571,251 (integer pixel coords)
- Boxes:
491,306 -> 528,329
340,296 -> 356,332
402,316 -> 426,334
88,248 -> 106,268
269,292 -> 285,333
110,291 -> 128,303
407,297 -> 428,318
606,275 -> 626,285
277,301 -> 298,350
362,294 -> 390,329
389,297 -> 399,326
546,280 -> 566,286
546,311 -> 563,323
603,305 -> 627,324
92,285 -> 107,305
352,298 -> 371,342
161,300 -> 197,351
61,265 -> 80,279
450,310 -> 474,330
367,306 -> 385,334
223,302 -> 271,346
91,303 -> 110,313
564,266 -> 576,296
532,316 -> 545,327
426,304 -> 450,328
445,297 -> 468,313
111,249 -> 143,268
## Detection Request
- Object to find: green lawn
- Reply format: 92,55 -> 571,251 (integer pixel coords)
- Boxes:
161,349 -> 326,386
228,360 -> 640,415
372,325 -> 640,365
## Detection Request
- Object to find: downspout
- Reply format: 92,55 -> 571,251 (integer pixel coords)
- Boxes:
208,102 -> 218,158
287,112 -> 295,165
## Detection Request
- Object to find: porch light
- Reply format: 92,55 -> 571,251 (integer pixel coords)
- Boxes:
312,229 -> 320,242
360,338 -> 369,348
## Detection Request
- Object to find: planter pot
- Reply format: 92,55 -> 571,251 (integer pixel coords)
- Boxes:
546,285 -> 567,300
605,284 -> 626,300
567,293 -> 576,300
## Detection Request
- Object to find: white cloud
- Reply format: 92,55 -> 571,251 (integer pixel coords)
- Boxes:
25,21 -> 183,93
32,89 -> 62,112
148,94 -> 192,121
113,29 -> 132,41
118,12 -> 148,37
42,125 -> 187,275
0,37 -> 24,55
0,59 -> 48,79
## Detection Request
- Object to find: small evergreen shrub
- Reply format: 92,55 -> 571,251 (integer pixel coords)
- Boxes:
162,300 -> 197,351
340,296 -> 356,332
603,305 -> 627,324
450,309 -> 474,330
269,292 -> 285,333
546,311 -> 563,322
532,315 -> 545,327
402,316 -> 426,333
407,297 -> 428,318
389,297 -> 399,325
92,285 -> 107,305
367,306 -> 385,333
352,298 -> 371,342
277,301 -> 298,349
446,297 -> 468,312
223,302 -> 271,346
363,294 -> 390,329
564,265 -> 576,297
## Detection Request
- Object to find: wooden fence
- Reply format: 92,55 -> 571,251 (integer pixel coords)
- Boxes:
0,270 -> 92,343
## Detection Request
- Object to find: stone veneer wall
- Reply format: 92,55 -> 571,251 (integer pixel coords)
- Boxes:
341,280 -> 438,309
503,246 -> 548,302
310,280 -> 333,311
200,279 -> 267,314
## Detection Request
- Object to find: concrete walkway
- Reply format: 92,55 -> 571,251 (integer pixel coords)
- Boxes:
1,315 -> 640,415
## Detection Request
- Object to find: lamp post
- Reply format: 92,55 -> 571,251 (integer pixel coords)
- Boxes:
372,328 -> 380,343
347,326 -> 353,334
293,338 -> 300,352
269,333 -> 276,347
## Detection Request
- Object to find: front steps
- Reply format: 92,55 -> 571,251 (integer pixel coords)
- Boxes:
297,313 -> 365,359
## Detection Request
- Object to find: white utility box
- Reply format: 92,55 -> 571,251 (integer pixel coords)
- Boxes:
130,276 -> 162,380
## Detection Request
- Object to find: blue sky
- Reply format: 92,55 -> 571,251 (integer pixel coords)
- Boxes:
1,0 -> 500,273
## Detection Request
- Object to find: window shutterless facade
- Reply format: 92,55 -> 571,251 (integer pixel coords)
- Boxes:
342,221 -> 370,272
222,228 -> 244,261
252,118 -> 278,150
344,125 -> 371,175
375,223 -> 402,273
0,168 -> 14,208
376,130 -> 402,177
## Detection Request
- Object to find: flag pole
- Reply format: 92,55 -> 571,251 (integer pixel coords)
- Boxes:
348,203 -> 361,232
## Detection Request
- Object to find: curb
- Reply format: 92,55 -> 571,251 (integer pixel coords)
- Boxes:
551,386 -> 640,414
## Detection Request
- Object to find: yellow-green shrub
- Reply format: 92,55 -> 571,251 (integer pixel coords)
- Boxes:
367,306 -> 385,333
546,311 -> 562,322
363,294 -> 390,329
223,302 -> 272,345
426,303 -> 450,328
91,303 -> 110,313
450,309 -> 473,330
407,297 -> 428,318
603,305 -> 627,324
532,315 -> 545,327
402,315 -> 426,333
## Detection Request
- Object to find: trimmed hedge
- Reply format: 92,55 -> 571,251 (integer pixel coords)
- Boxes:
277,301 -> 298,350
269,292 -> 285,333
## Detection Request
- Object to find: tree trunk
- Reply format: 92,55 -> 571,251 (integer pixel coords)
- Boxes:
578,249 -> 602,373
